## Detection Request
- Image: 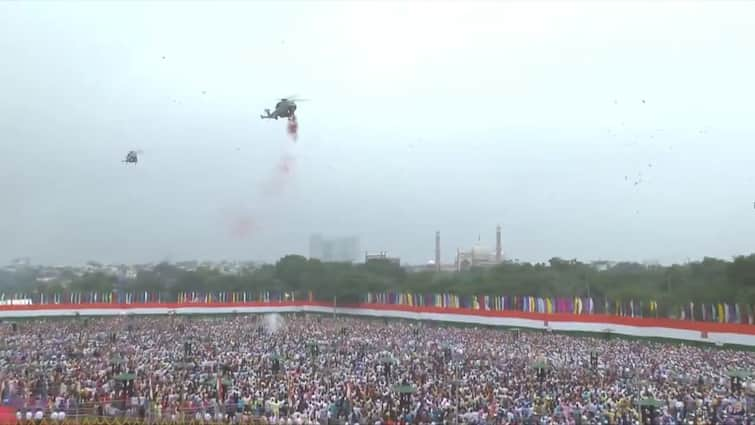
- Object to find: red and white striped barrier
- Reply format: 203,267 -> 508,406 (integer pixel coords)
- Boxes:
1,302 -> 754,346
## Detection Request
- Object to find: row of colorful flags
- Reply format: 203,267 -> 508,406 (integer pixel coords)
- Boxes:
678,301 -> 754,324
365,292 -> 754,324
0,291 -> 752,324
175,291 -> 295,304
0,291 -> 294,305
367,293 -> 626,315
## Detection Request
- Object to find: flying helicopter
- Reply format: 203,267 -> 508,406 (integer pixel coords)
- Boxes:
123,150 -> 139,164
260,96 -> 308,120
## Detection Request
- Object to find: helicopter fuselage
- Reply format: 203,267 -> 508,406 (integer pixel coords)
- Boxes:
124,151 -> 138,163
262,100 -> 297,120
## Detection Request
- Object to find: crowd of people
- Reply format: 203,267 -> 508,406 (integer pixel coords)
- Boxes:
1,313 -> 754,425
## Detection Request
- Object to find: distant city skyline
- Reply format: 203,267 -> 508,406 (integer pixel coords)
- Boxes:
308,234 -> 360,263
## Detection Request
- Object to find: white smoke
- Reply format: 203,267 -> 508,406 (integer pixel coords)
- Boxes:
261,313 -> 285,334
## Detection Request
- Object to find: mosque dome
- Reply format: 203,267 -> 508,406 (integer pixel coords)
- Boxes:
471,244 -> 491,258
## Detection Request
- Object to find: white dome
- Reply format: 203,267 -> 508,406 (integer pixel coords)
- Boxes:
471,244 -> 491,258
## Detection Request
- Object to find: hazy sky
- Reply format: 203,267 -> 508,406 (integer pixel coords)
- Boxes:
1,1 -> 754,266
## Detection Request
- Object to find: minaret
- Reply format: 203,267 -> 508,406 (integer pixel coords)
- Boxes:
496,225 -> 502,262
435,231 -> 441,271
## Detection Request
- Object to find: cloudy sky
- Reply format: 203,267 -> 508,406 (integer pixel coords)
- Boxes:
1,1 -> 754,266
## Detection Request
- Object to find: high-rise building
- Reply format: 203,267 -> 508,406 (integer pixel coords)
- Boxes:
309,234 -> 360,263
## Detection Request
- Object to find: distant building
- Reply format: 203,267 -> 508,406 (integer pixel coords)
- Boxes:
590,261 -> 616,271
455,226 -> 505,271
405,261 -> 457,273
365,251 -> 400,266
309,234 -> 360,263
456,244 -> 500,271
11,257 -> 30,266
176,261 -> 198,271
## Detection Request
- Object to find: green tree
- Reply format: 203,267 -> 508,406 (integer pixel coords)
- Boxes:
728,255 -> 755,288
274,255 -> 310,290
12,252 -> 755,312
69,272 -> 115,292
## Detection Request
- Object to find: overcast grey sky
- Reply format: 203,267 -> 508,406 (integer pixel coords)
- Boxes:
1,1 -> 754,266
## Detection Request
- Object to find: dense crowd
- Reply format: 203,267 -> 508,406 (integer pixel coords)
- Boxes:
0,314 -> 754,425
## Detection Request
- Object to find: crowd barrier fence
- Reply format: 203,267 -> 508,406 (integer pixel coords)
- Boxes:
0,301 -> 754,346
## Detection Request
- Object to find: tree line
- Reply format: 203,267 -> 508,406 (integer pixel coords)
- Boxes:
2,254 -> 755,310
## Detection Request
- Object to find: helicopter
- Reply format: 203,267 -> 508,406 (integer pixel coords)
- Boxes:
123,150 -> 139,164
260,96 -> 308,120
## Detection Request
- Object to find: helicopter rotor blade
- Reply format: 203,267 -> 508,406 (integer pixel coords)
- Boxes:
279,95 -> 310,102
